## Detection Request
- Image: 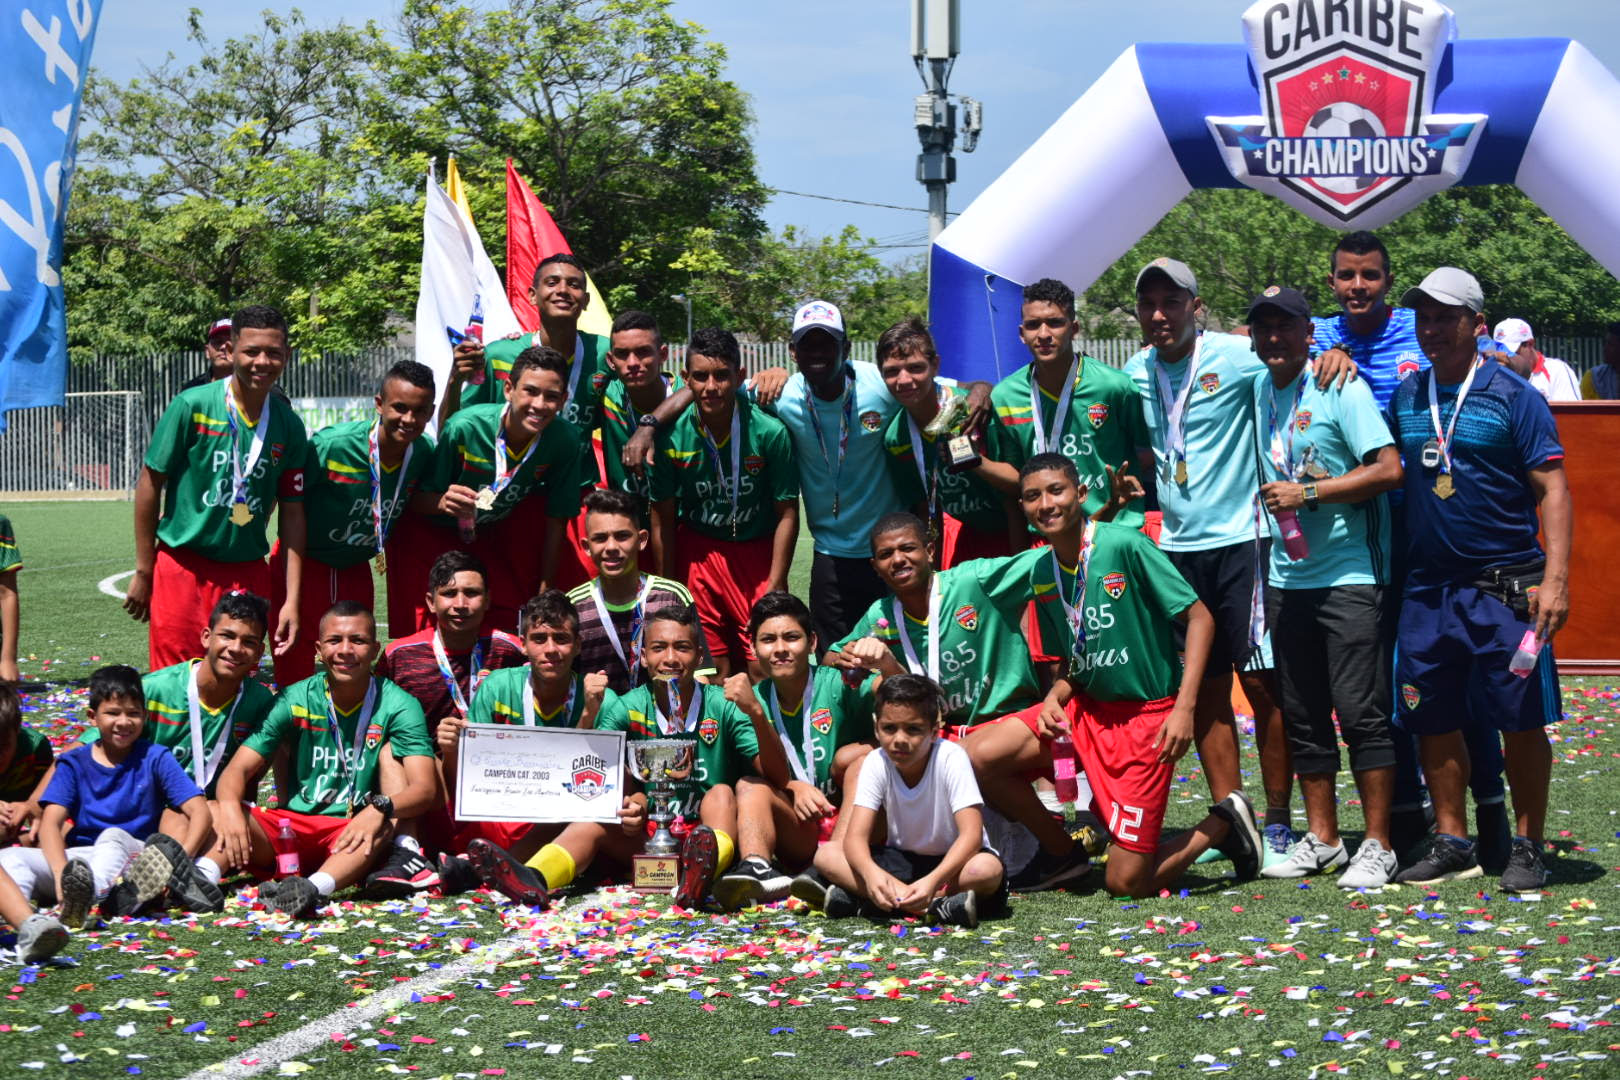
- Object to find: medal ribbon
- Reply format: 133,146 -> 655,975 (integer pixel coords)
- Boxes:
1426,360 -> 1482,476
654,678 -> 704,736
563,335 -> 588,425
905,385 -> 950,523
1028,354 -> 1079,454
323,677 -> 379,806
523,673 -> 578,728
892,577 -> 941,684
491,406 -> 541,502
368,421 -> 413,554
697,405 -> 742,534
805,367 -> 856,515
1049,521 -> 1096,659
589,574 -> 652,682
767,675 -> 820,789
186,660 -> 245,790
432,631 -> 487,718
1265,367 -> 1310,482
1151,335 -> 1205,480
223,382 -> 268,512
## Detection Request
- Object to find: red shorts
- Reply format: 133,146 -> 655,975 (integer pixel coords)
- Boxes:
251,807 -> 350,874
418,802 -> 534,856
1141,511 -> 1163,546
952,700 -> 1076,783
149,545 -> 273,669
676,526 -> 775,662
383,514 -> 445,638
939,514 -> 1015,569
270,545 -> 374,685
1070,694 -> 1177,855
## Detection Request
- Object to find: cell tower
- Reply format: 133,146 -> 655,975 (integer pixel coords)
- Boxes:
911,0 -> 980,242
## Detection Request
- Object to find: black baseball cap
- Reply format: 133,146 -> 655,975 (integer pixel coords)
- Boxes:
1246,286 -> 1311,321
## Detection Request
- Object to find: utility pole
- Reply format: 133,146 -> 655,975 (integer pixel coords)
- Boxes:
911,0 -> 980,243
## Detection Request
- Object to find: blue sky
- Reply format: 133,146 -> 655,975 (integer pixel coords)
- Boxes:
91,1 -> 1620,260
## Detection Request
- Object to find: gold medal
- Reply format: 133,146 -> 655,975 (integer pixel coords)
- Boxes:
1434,473 -> 1455,499
1175,459 -> 1188,485
229,502 -> 254,526
474,486 -> 497,511
373,551 -> 387,575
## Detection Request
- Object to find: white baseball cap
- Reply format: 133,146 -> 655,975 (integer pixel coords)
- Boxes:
1400,267 -> 1484,314
1493,318 -> 1534,350
791,300 -> 846,345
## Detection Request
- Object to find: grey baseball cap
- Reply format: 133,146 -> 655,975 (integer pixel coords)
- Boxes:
1400,267 -> 1484,313
1134,257 -> 1199,297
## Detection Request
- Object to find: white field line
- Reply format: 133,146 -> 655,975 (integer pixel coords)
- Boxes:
98,569 -> 135,599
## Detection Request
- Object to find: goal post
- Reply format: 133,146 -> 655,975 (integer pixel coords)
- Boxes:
0,392 -> 149,500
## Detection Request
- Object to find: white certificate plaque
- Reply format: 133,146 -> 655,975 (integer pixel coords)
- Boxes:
454,723 -> 626,825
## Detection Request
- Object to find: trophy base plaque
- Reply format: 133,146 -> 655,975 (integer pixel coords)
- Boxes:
943,433 -> 982,473
632,853 -> 680,892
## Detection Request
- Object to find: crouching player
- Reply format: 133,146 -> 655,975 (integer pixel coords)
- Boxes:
807,674 -> 1004,928
1013,455 -> 1263,895
714,592 -> 875,910
206,603 -> 438,918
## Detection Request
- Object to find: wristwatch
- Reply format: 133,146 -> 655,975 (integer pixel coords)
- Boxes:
352,793 -> 394,818
1302,483 -> 1320,511
636,413 -> 661,429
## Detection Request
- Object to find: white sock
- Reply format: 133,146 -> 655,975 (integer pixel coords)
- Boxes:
395,835 -> 423,855
309,871 -> 337,897
194,857 -> 222,887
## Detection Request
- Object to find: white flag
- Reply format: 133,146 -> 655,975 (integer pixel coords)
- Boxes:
414,169 -> 521,431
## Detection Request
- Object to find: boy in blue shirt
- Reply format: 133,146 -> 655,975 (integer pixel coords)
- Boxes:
0,666 -> 211,944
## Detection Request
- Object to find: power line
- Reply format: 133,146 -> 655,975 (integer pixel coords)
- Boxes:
766,186 -> 958,217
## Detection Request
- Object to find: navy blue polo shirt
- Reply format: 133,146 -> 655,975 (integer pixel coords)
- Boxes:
1385,361 -> 1562,586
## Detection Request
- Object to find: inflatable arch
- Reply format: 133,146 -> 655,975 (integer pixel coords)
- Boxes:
929,0 -> 1620,384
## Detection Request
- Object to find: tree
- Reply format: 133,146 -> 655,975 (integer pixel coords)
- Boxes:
65,9 -> 416,355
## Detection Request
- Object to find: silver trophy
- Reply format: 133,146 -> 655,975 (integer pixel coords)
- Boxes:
627,738 -> 695,857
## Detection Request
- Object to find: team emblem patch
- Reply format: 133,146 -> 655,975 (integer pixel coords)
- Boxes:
1198,372 -> 1221,395
1263,285 -> 1282,297
860,410 -> 883,433
698,716 -> 720,744
1396,353 -> 1422,378
954,604 -> 979,631
743,454 -> 765,475
364,722 -> 384,751
1102,571 -> 1127,599
1295,410 -> 1312,433
810,707 -> 834,735
1401,683 -> 1421,711
567,754 -> 608,800
1087,402 -> 1109,429
591,371 -> 610,392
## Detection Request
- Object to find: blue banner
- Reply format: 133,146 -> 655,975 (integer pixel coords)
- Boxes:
0,0 -> 103,430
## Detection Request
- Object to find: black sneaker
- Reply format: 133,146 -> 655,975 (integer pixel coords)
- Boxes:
1394,834 -> 1482,886
823,883 -> 858,919
1474,801 -> 1512,876
436,852 -> 480,896
465,838 -> 550,908
674,825 -> 718,909
58,857 -> 95,929
789,868 -> 830,909
714,856 -> 792,911
257,880 -> 279,904
364,847 -> 441,899
1498,837 -> 1548,894
926,889 -> 979,929
1210,790 -> 1263,880
168,861 -> 225,914
103,833 -> 186,918
1388,806 -> 1434,867
270,875 -> 321,918
98,878 -> 151,920
1008,843 -> 1091,892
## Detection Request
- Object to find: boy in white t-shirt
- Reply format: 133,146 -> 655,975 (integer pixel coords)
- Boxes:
803,673 -> 1005,928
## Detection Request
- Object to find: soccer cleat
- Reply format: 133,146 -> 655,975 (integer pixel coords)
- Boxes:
789,868 -> 830,909
925,889 -> 979,929
714,856 -> 792,911
168,861 -> 226,914
436,852 -> 481,896
464,839 -> 550,908
1338,837 -> 1398,889
674,825 -> 718,910
1394,835 -> 1482,886
270,875 -> 321,918
256,880 -> 279,904
1008,843 -> 1091,892
120,833 -> 188,913
1258,832 -> 1347,879
1071,822 -> 1109,860
1498,837 -> 1548,894
363,847 -> 441,899
1261,823 -> 1299,870
16,913 -> 69,964
58,857 -> 96,929
1210,790 -> 1263,881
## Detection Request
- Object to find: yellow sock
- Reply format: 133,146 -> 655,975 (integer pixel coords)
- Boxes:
524,843 -> 576,891
712,829 -> 735,881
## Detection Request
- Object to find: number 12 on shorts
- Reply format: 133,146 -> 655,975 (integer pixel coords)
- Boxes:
1108,801 -> 1144,844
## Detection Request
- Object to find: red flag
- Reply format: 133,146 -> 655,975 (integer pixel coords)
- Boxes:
504,159 -> 570,332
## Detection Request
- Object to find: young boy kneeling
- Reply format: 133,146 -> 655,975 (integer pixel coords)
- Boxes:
811,674 -> 1005,929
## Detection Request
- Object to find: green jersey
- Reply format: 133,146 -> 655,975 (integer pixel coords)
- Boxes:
302,420 -> 436,569
751,665 -> 875,792
1028,522 -> 1198,702
144,380 -> 310,562
468,666 -> 609,729
0,725 -> 51,802
652,399 -> 798,542
834,556 -> 1040,729
882,384 -> 1010,535
596,682 -> 760,819
600,376 -> 681,500
472,331 -> 611,431
0,514 -> 21,572
991,357 -> 1148,523
424,405 -> 584,526
243,675 -> 433,817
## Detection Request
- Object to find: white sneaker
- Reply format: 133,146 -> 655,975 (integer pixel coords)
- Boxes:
1258,831 -> 1347,878
1338,837 -> 1398,889
16,913 -> 68,964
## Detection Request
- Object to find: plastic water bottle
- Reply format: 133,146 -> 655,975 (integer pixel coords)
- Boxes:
1051,732 -> 1080,805
1508,630 -> 1541,678
1276,509 -> 1310,560
463,296 -> 487,385
272,818 -> 300,879
458,514 -> 477,544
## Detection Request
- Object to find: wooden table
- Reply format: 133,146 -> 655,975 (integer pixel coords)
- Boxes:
1549,402 -> 1619,675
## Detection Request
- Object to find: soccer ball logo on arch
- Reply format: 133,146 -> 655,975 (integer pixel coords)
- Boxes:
1206,0 -> 1485,226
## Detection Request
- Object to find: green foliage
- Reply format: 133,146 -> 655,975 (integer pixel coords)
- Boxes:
1082,186 -> 1620,336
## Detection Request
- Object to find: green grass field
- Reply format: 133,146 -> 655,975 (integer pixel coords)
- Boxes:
1,501 -> 1615,1078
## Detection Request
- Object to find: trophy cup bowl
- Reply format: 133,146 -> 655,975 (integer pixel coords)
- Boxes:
627,739 -> 695,857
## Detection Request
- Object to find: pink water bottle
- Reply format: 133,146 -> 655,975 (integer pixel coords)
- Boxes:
272,818 -> 300,879
1508,630 -> 1540,678
1276,510 -> 1310,560
1051,732 -> 1079,804
458,514 -> 477,543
